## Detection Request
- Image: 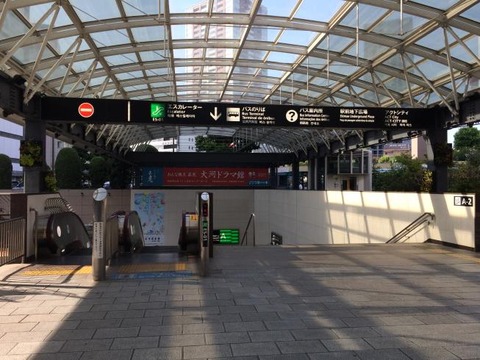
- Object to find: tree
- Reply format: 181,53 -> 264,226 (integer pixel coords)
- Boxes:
449,149 -> 480,193
373,154 -> 432,192
135,144 -> 158,152
453,127 -> 480,161
55,147 -> 82,189
195,135 -> 259,152
109,159 -> 132,189
89,156 -> 110,188
196,136 -> 232,152
0,154 -> 12,189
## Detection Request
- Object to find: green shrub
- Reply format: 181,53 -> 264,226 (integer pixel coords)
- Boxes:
89,156 -> 110,188
55,147 -> 82,189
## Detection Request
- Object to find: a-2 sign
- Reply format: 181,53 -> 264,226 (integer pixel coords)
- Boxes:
454,196 -> 474,207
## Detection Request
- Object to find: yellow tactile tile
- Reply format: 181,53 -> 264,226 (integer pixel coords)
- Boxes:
20,265 -> 92,276
116,263 -> 187,273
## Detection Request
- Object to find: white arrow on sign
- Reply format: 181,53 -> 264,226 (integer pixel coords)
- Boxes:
210,107 -> 222,121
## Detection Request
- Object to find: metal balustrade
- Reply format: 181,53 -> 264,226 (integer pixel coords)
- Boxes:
0,217 -> 25,266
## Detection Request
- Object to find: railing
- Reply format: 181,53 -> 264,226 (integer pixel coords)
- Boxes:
387,212 -> 435,244
240,213 -> 255,246
0,194 -> 10,220
0,217 -> 26,266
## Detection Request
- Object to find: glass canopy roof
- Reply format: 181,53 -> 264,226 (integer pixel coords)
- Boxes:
0,0 -> 479,155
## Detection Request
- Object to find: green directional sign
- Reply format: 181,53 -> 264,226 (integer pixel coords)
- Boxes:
213,229 -> 240,244
150,103 -> 165,118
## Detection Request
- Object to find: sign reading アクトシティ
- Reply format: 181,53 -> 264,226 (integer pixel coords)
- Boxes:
41,97 -> 435,130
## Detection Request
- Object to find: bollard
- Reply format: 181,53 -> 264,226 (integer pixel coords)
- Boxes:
92,188 -> 107,281
199,192 -> 210,277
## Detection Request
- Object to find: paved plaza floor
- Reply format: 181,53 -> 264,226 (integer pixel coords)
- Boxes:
1,243 -> 480,359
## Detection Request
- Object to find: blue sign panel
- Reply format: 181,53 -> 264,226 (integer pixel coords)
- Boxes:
141,167 -> 163,186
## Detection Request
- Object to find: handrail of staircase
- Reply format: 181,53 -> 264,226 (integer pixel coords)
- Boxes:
240,213 -> 255,246
387,212 -> 435,244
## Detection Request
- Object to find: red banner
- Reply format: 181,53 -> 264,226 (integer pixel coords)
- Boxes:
163,167 -> 269,186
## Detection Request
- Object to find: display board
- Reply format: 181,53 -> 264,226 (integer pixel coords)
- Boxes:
41,97 -> 434,130
141,167 -> 270,187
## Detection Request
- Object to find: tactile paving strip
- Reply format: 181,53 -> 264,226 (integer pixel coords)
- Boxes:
20,265 -> 92,276
115,263 -> 187,273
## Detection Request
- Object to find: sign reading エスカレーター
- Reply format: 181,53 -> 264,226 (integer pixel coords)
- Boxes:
41,97 -> 434,130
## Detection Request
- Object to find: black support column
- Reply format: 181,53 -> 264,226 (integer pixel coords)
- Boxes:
269,166 -> 277,188
426,113 -> 450,193
23,113 -> 46,193
292,159 -> 300,190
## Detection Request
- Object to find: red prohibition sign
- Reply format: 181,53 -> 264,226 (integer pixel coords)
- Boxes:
78,102 -> 94,118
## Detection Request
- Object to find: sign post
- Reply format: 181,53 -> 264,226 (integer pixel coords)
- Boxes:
198,192 -> 212,277
92,188 -> 107,281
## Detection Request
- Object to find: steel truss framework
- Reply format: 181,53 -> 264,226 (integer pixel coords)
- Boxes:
0,0 -> 479,156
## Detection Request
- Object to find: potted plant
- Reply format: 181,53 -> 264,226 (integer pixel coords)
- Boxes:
19,140 -> 43,167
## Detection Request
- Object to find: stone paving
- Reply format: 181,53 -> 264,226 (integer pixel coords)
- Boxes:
1,244 -> 480,359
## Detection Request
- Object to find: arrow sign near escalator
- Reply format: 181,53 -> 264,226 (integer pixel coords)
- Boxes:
210,107 -> 221,121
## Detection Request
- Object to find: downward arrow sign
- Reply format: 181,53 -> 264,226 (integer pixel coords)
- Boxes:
210,107 -> 221,121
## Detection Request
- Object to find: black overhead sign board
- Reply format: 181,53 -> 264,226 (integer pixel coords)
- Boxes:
41,96 -> 434,130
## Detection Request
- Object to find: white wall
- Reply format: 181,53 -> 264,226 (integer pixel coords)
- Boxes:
129,189 -> 255,246
58,189 -> 476,250
254,190 -> 476,249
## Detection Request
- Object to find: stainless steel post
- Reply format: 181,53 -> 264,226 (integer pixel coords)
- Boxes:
199,192 -> 210,277
92,188 -> 107,281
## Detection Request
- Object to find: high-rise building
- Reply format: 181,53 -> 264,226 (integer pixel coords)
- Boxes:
186,0 -> 267,100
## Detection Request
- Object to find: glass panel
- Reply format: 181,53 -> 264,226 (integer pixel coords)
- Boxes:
327,156 -> 338,174
70,0 -> 120,21
352,153 -> 362,173
37,67 -> 66,81
139,51 -> 167,63
266,51 -> 299,63
277,29 -> 317,46
213,0 -> 254,14
345,41 -> 390,60
306,57 -> 328,70
383,54 -> 405,69
461,3 -> 480,21
105,54 -> 137,66
415,28 -> 445,51
146,68 -> 169,77
329,62 -> 359,76
49,37 -> 85,55
13,44 -> 54,64
171,25 -> 187,40
260,0 -> 298,17
450,37 -> 480,64
18,4 -> 72,27
410,0 -> 460,10
150,82 -> 169,88
415,60 -> 450,80
239,49 -> 267,60
91,29 -> 130,47
89,76 -> 107,87
0,12 -> 29,38
372,12 -> 428,39
295,0 -> 344,22
123,0 -> 159,16
341,4 -> 388,29
310,77 -> 330,87
132,26 -> 165,42
384,77 -> 408,94
317,34 -> 353,52
71,59 -> 95,73
125,84 -> 148,92
116,71 -> 144,80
